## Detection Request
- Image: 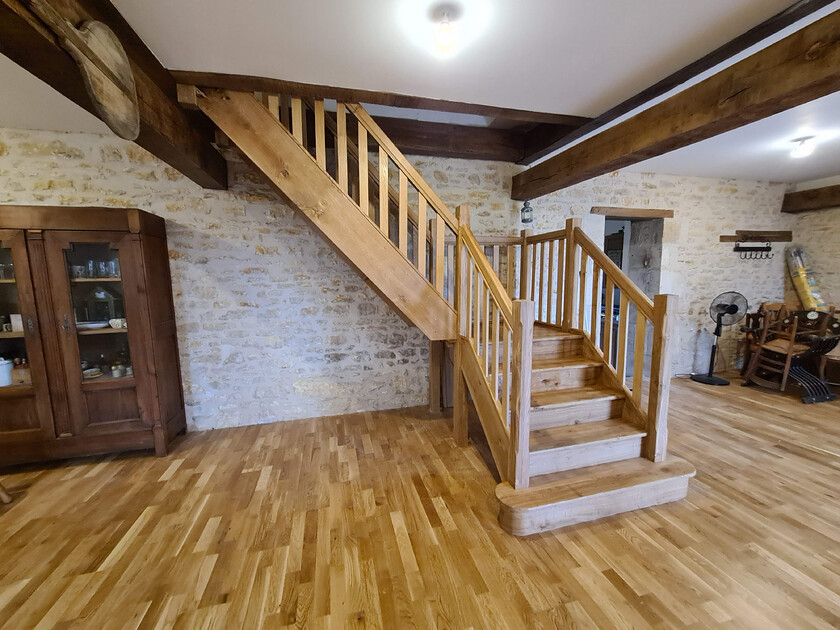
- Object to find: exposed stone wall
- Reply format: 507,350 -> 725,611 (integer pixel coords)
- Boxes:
0,128 -> 428,430
409,157 -> 792,374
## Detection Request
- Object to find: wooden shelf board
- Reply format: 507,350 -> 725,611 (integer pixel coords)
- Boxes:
0,331 -> 25,339
77,328 -> 128,336
0,384 -> 34,399
70,278 -> 122,283
0,279 -> 16,284
80,375 -> 136,391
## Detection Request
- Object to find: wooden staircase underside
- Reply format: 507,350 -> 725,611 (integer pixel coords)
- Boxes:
463,323 -> 693,536
193,88 -> 456,340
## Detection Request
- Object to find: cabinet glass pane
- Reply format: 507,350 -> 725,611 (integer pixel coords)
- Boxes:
0,246 -> 31,390
64,243 -> 133,384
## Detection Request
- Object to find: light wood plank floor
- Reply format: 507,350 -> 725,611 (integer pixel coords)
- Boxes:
1,375 -> 839,629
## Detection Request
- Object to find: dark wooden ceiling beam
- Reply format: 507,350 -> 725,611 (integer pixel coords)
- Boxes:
172,70 -> 591,128
370,116 -> 526,162
512,9 -> 840,200
0,0 -> 227,189
782,184 -> 840,213
519,0 -> 837,165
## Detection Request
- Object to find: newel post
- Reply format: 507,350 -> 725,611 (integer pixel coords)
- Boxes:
646,293 -> 678,462
518,229 -> 533,300
508,299 -> 535,489
452,204 -> 471,446
562,218 -> 582,331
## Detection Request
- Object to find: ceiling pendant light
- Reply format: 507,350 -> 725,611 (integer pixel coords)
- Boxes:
791,136 -> 816,159
435,14 -> 455,52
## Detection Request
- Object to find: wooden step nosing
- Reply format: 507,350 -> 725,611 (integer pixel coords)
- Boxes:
531,361 -> 603,373
529,429 -> 646,454
497,474 -> 691,535
530,393 -> 624,411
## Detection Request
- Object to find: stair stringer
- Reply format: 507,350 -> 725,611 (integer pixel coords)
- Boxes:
196,88 -> 457,340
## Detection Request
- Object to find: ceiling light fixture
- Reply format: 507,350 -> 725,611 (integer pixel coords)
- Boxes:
430,3 -> 463,57
791,136 -> 816,158
435,13 -> 455,52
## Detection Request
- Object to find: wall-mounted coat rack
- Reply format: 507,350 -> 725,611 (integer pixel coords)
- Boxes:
719,230 -> 792,261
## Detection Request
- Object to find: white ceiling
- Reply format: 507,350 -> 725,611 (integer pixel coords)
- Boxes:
1,0 -> 839,187
625,91 -> 840,184
109,0 -> 796,117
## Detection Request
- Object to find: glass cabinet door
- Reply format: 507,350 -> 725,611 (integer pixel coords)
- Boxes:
44,231 -> 150,437
0,230 -> 54,441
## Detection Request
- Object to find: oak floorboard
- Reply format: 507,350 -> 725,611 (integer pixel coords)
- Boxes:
1,373 -> 839,628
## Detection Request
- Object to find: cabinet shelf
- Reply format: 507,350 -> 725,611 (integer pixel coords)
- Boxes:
0,331 -> 25,339
77,328 -> 128,336
0,384 -> 34,399
70,278 -> 122,283
80,374 -> 136,391
0,279 -> 16,284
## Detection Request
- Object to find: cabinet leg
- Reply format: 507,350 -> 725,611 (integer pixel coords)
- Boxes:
153,425 -> 168,457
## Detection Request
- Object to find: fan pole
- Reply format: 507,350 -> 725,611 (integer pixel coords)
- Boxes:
691,312 -> 731,386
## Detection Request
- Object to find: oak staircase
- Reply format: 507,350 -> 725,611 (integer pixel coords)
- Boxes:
179,85 -> 694,536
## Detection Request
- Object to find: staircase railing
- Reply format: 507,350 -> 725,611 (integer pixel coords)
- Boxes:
454,226 -> 533,489
521,218 -> 677,462
250,92 -> 461,307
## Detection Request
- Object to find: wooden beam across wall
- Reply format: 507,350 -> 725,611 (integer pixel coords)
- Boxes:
171,70 -> 591,128
591,207 -> 674,219
512,9 -> 840,200
519,0 -> 837,165
0,0 -> 227,190
781,184 -> 840,213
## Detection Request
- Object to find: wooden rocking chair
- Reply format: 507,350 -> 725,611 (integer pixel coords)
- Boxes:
743,311 -> 806,392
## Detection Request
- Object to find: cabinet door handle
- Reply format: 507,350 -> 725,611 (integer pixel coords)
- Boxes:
61,314 -> 71,339
27,315 -> 35,333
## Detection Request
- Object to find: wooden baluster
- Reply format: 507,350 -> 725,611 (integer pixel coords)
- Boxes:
491,304 -> 500,399
547,240 -> 555,324
633,311 -> 646,405
453,337 -> 468,446
336,103 -> 348,193
447,244 -> 455,303
291,97 -> 304,144
502,323 -> 511,426
398,172 -> 408,255
647,294 -> 677,462
483,285 -> 491,376
357,124 -> 368,216
506,245 -> 516,299
509,300 -> 535,489
556,240 -> 565,326
538,242 -> 546,322
590,265 -> 601,345
378,148 -> 388,234
603,278 -> 615,364
435,217 -> 445,294
280,94 -> 291,130
563,218 -> 581,330
519,230 -> 533,300
616,293 -> 630,385
467,259 -> 475,341
314,99 -> 326,170
530,241 -> 538,306
473,272 -> 482,350
578,251 -> 588,333
456,240 -> 468,336
417,196 -> 427,275
492,245 -> 500,277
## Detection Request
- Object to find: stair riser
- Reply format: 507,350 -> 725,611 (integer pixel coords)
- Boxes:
533,338 -> 582,360
531,365 -> 601,393
530,398 -> 625,430
529,437 -> 643,476
498,476 -> 691,536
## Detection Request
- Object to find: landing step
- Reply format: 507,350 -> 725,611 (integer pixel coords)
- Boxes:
533,324 -> 582,340
530,385 -> 625,429
496,457 -> 696,536
531,357 -> 602,370
533,325 -> 584,359
529,418 -> 645,475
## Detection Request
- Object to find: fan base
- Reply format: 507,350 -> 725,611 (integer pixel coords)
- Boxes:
690,374 -> 730,386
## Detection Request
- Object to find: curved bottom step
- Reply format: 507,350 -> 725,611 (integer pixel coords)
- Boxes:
495,456 -> 695,536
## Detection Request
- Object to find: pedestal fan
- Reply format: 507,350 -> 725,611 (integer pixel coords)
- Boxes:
691,291 -> 749,386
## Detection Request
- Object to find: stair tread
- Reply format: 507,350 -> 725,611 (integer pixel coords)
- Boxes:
530,418 -> 645,452
496,456 -> 696,508
533,324 -> 583,341
531,357 -> 602,371
531,385 -> 624,409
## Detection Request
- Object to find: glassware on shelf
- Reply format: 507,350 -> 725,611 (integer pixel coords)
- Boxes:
0,263 -> 13,280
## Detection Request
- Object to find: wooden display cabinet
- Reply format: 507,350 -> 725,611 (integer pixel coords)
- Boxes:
0,206 -> 186,466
